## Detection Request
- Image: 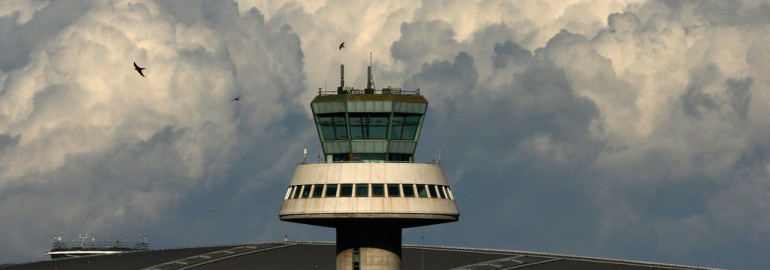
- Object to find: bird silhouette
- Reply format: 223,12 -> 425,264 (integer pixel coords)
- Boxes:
133,62 -> 145,77
231,95 -> 241,102
339,42 -> 345,50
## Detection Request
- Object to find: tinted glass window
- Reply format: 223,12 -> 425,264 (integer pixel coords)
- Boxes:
391,113 -> 421,140
339,184 -> 353,197
387,184 -> 401,197
388,154 -> 411,162
446,187 -> 454,200
403,184 -> 415,197
347,113 -> 389,139
354,153 -> 385,162
333,154 -> 349,162
312,184 -> 324,198
391,114 -> 403,140
390,125 -> 403,140
292,186 -> 301,199
370,115 -> 388,139
301,185 -> 312,198
335,125 -> 347,140
334,115 -> 347,139
355,184 -> 369,197
321,125 -> 335,141
325,184 -> 338,197
317,113 -> 347,140
402,115 -> 420,140
319,116 -> 335,140
349,115 -> 366,139
431,185 -> 443,199
371,184 -> 385,197
402,124 -> 417,140
417,185 -> 429,198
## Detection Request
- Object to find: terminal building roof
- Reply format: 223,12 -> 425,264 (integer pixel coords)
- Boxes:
2,242 -> 718,270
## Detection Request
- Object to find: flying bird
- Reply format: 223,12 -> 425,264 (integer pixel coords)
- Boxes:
339,42 -> 345,50
133,62 -> 145,77
231,95 -> 241,102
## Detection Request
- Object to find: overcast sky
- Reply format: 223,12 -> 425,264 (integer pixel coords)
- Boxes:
1,0 -> 769,269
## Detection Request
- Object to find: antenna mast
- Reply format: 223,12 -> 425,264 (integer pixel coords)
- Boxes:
366,52 -> 375,93
338,65 -> 345,94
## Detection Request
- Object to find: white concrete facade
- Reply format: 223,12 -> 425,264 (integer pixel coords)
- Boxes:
279,163 -> 459,226
288,163 -> 450,185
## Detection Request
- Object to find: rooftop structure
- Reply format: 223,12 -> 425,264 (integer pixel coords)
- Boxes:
279,65 -> 459,269
3,242 -> 720,270
45,233 -> 149,259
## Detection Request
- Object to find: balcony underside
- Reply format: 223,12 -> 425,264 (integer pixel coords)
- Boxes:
279,214 -> 459,228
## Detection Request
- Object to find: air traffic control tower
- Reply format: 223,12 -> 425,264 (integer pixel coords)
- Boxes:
279,65 -> 460,270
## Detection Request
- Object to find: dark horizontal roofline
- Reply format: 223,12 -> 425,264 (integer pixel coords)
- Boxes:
312,91 -> 427,103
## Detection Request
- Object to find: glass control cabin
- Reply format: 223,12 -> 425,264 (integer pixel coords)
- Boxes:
312,66 -> 426,163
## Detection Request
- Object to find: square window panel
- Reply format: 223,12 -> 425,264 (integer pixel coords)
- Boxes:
339,184 -> 353,197
403,184 -> 416,197
325,184 -> 339,197
387,184 -> 401,197
371,184 -> 385,197
312,184 -> 324,198
355,184 -> 369,197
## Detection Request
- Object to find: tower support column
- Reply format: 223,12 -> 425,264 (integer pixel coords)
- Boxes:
336,226 -> 402,270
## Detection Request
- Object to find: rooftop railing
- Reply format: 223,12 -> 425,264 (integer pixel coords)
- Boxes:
317,87 -> 420,96
51,240 -> 149,251
299,160 -> 441,165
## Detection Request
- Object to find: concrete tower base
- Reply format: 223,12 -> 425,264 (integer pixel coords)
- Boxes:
336,227 -> 401,270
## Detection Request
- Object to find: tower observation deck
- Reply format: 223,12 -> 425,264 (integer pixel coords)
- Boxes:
279,65 -> 460,270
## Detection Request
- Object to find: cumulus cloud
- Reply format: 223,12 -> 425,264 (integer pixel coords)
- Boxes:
0,0 -> 49,25
0,0 -> 310,260
3,0 -> 770,269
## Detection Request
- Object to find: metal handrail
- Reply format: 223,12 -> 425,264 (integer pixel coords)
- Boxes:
51,241 -> 149,250
317,87 -> 420,96
299,160 -> 440,165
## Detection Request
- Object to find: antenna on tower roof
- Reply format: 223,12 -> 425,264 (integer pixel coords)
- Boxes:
366,52 -> 375,93
338,65 -> 345,94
